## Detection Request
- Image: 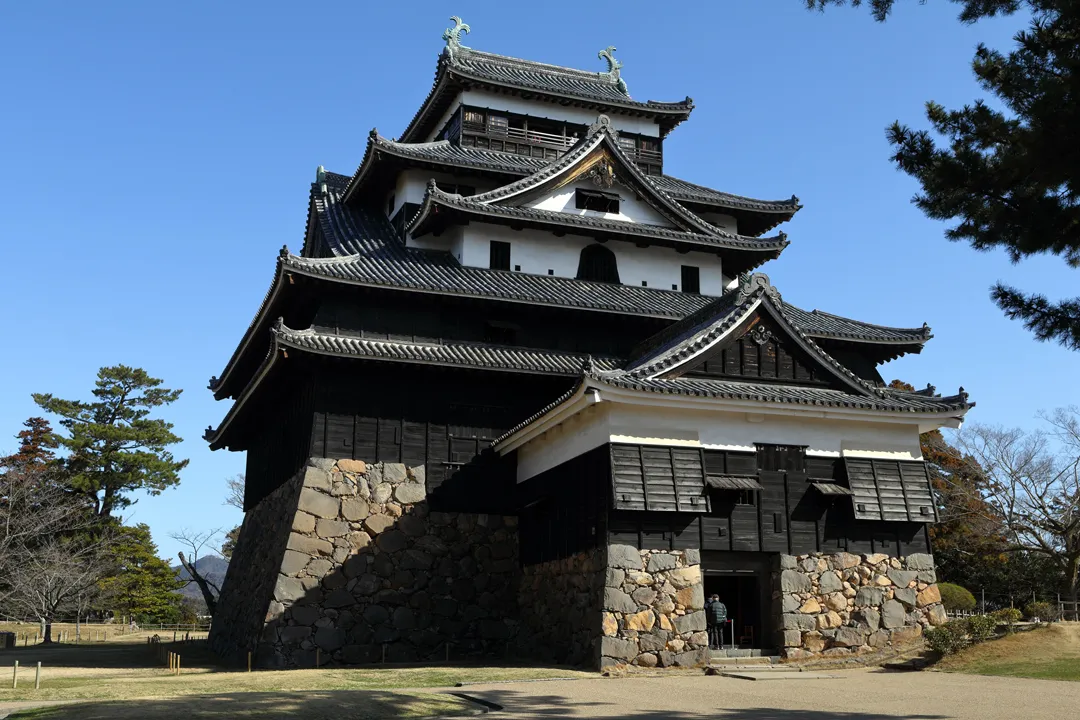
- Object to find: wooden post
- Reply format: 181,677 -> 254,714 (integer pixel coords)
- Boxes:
12,661 -> 18,689
176,655 -> 180,676
382,644 -> 386,664
315,648 -> 320,668
247,651 -> 252,673
34,662 -> 41,690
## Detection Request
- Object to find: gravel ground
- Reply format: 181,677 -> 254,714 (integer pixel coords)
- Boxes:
464,667 -> 1080,719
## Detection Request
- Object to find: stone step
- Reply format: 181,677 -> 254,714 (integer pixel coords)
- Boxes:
710,648 -> 777,659
710,656 -> 778,666
709,661 -> 784,672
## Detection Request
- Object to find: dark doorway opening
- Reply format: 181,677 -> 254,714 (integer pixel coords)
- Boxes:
704,573 -> 763,649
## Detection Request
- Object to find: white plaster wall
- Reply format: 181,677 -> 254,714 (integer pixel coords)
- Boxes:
438,89 -> 661,139
526,180 -> 673,227
460,223 -> 725,294
389,170 -> 496,219
516,405 -> 610,482
697,211 -> 739,235
515,401 -> 924,482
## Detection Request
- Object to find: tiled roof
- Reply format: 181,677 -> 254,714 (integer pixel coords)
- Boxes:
342,135 -> 800,226
623,273 -> 888,398
493,366 -> 973,449
294,180 -> 710,318
211,172 -> 933,400
448,118 -> 741,240
651,175 -> 800,214
411,185 -> 789,259
780,304 -> 933,344
402,47 -> 694,142
592,373 -> 971,413
276,324 -> 620,376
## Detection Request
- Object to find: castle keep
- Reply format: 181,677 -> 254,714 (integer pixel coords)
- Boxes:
207,18 -> 970,668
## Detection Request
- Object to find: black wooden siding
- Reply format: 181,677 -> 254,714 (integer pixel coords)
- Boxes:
610,444 -> 708,513
608,445 -> 931,558
518,445 -> 609,566
683,319 -> 827,386
312,288 -> 669,359
846,458 -> 938,522
240,355 -> 567,512
243,372 -> 316,511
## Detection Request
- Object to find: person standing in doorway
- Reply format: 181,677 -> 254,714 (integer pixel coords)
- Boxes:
705,594 -> 727,649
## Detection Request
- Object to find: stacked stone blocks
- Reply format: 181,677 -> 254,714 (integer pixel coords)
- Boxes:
775,551 -> 946,659
600,545 -> 710,669
218,458 -> 520,667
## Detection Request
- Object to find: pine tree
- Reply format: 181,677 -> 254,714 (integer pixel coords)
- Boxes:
809,1 -> 1080,349
33,366 -> 188,518
98,524 -> 185,623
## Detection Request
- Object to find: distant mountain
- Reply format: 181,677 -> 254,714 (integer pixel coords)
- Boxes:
173,554 -> 229,608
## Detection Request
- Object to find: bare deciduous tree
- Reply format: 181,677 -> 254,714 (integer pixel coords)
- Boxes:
224,473 -> 244,511
956,408 -> 1080,606
5,536 -> 111,642
172,528 -> 222,616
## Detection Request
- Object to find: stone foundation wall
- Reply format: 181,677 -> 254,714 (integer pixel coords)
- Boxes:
600,546 -> 709,669
209,465 -> 304,664
518,547 -> 605,667
214,458 -> 520,667
775,552 -> 947,659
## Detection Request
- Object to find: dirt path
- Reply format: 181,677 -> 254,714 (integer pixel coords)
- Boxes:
463,667 -> 1080,719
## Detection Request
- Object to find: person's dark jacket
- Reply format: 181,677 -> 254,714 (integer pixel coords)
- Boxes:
706,599 -> 728,626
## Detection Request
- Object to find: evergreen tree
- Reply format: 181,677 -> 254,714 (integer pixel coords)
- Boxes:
220,525 -> 240,560
33,365 -> 188,518
809,1 -> 1080,349
98,524 -> 185,622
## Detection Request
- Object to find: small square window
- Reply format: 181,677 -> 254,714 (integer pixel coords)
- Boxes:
489,241 -> 511,271
514,264 -> 521,271
641,281 -> 648,287
547,269 -> 554,275
735,490 -> 756,506
681,265 -> 700,293
672,284 -> 678,290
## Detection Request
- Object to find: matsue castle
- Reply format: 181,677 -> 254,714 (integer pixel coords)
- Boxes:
208,18 -> 970,669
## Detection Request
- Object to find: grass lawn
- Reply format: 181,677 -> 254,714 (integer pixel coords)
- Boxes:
936,622 -> 1080,681
0,636 -> 590,719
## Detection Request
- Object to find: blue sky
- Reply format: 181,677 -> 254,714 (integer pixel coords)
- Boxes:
1,1 -> 1074,562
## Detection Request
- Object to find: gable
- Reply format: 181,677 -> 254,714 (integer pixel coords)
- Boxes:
665,314 -> 832,386
525,177 -> 675,227
479,134 -> 710,235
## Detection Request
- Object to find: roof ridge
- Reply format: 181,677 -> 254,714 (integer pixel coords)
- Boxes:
457,47 -> 614,82
653,175 -> 801,209
807,308 -> 932,336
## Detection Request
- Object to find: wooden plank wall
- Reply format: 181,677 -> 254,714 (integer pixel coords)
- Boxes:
518,445 -> 609,566
243,372 -> 316,510
682,319 -> 827,386
609,445 -> 932,558
312,290 -> 669,360
609,444 -> 708,513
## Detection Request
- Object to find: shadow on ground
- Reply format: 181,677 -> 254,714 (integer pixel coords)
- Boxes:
4,684 -> 958,720
6,690 -> 467,719
461,689 -> 953,720
0,641 -> 219,671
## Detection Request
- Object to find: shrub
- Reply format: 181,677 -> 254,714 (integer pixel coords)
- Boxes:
925,620 -> 970,655
992,607 -> 1022,632
1022,601 -> 1059,622
938,583 -> 976,613
966,614 -> 998,642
